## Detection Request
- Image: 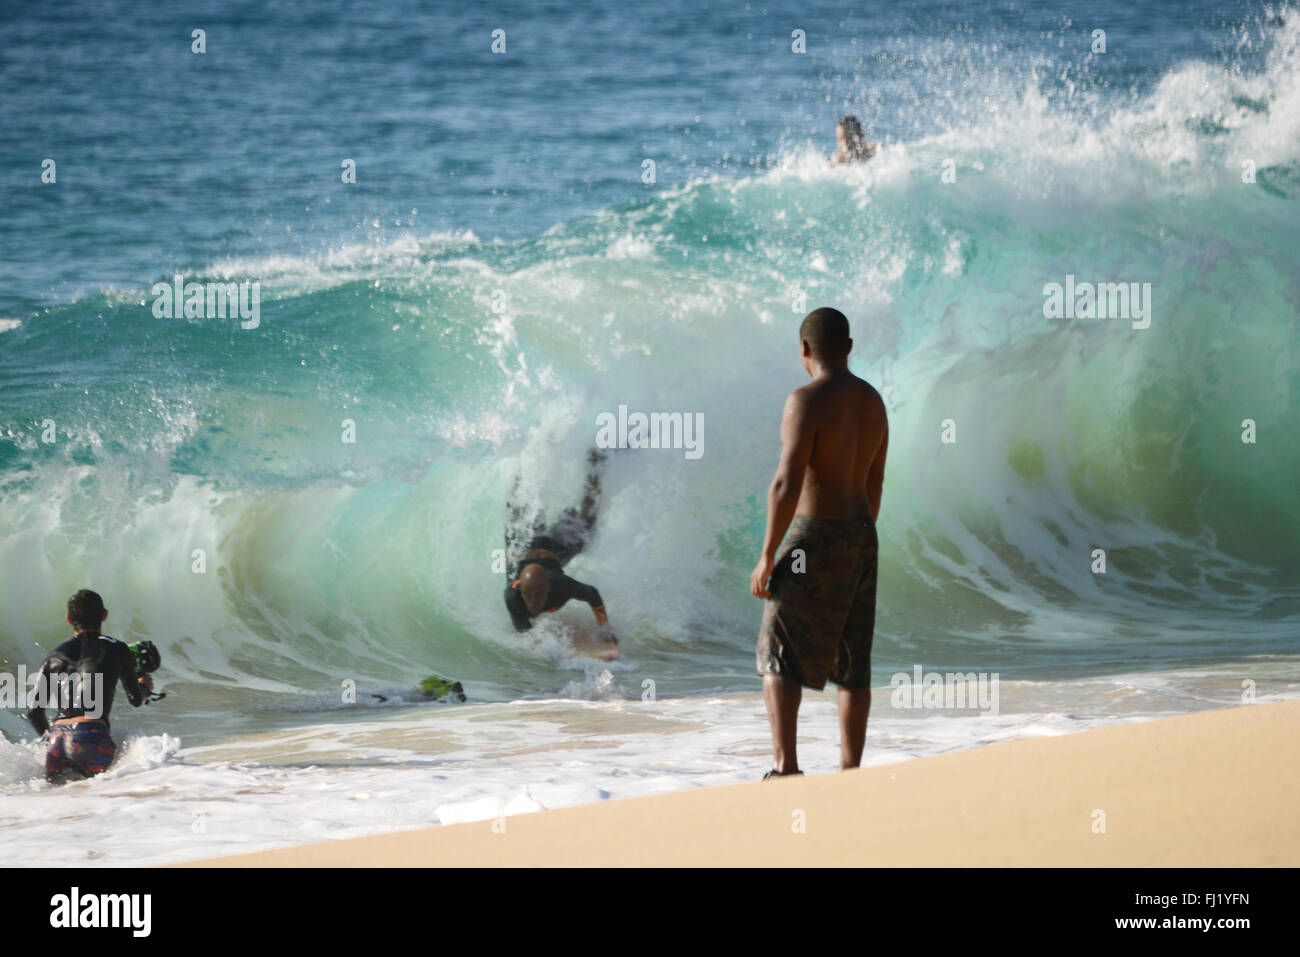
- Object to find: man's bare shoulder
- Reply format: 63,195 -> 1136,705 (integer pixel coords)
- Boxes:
837,375 -> 886,428
799,371 -> 880,402
860,376 -> 884,410
785,382 -> 816,409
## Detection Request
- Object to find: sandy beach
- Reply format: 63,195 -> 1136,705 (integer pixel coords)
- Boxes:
181,699 -> 1299,867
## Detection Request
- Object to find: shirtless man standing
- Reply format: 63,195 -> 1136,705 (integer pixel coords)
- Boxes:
750,307 -> 888,778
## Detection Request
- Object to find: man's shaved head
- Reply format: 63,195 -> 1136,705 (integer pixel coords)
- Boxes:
518,563 -> 552,615
799,307 -> 851,360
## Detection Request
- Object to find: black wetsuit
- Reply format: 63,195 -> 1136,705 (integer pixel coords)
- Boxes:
504,506 -> 607,631
26,632 -> 144,736
505,554 -> 606,632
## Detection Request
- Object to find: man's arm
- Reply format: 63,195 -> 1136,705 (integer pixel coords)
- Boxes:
752,391 -> 815,597
867,413 -> 888,523
26,658 -> 52,736
561,577 -> 610,627
118,642 -> 145,708
504,586 -> 533,632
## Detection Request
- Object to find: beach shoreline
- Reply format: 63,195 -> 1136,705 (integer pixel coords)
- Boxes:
180,699 -> 1300,867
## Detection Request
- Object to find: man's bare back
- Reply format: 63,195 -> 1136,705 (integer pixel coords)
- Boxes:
787,371 -> 887,522
753,361 -> 888,586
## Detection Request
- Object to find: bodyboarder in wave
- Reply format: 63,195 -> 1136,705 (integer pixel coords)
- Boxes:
504,448 -> 615,644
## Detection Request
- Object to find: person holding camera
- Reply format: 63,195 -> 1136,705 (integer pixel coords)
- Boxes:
26,589 -> 161,784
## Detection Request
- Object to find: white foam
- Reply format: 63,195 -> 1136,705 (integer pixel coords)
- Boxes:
2,662 -> 1296,866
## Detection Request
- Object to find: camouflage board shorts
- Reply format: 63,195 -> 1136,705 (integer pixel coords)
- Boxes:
757,515 -> 878,691
46,719 -> 117,783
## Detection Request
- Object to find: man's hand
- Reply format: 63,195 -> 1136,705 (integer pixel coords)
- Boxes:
751,554 -> 775,598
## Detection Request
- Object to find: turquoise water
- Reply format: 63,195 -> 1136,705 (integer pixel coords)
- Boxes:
1,2 -> 1298,749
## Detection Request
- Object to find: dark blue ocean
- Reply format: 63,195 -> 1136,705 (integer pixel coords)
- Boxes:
3,0 -> 1286,312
